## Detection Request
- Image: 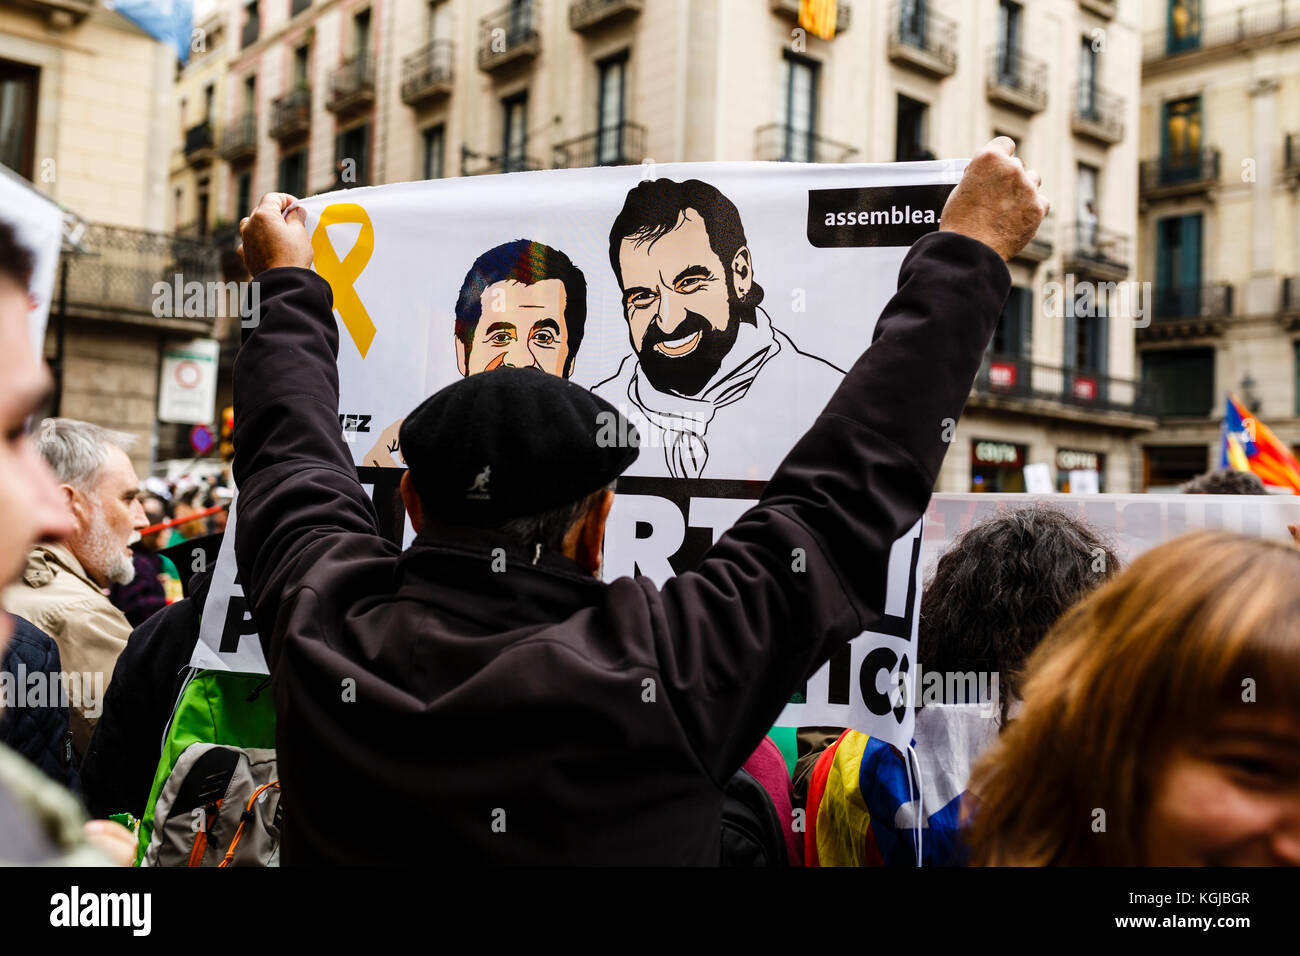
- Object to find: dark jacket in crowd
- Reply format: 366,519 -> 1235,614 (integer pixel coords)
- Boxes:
80,571 -> 211,820
0,616 -> 80,792
108,548 -> 167,629
232,231 -> 1009,865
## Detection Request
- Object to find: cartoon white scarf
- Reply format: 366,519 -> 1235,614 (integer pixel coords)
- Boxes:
628,309 -> 779,479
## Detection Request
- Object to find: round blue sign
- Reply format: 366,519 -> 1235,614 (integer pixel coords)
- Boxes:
190,424 -> 215,455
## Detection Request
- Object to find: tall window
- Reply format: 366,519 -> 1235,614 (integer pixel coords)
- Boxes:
899,0 -> 927,47
293,45 -> 310,89
1077,162 -> 1099,252
0,60 -> 39,179
423,124 -> 444,180
596,53 -> 628,165
1156,214 -> 1204,318
1143,348 -> 1214,418
996,0 -> 1022,81
336,123 -> 370,186
896,95 -> 928,161
781,53 -> 818,162
428,0 -> 451,42
242,1 -> 259,48
353,8 -> 372,61
279,149 -> 307,196
1167,0 -> 1202,54
992,286 -> 1032,357
1078,35 -> 1097,117
236,171 -> 252,220
502,93 -> 528,172
243,74 -> 257,114
508,0 -> 532,43
1161,96 -> 1202,180
203,84 -> 214,122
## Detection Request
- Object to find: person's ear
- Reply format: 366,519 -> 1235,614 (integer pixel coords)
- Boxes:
61,484 -> 86,531
399,470 -> 424,534
730,247 -> 753,300
567,489 -> 615,576
455,338 -> 469,377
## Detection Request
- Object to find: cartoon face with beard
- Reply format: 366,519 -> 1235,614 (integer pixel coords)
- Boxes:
609,180 -> 762,398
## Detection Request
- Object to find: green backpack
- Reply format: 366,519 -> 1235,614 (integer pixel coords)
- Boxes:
136,669 -> 279,867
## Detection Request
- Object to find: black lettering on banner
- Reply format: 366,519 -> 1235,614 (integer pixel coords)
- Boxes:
859,647 -> 910,724
357,465 -> 408,544
806,184 -> 955,248
612,477 -> 921,709
219,594 -> 259,653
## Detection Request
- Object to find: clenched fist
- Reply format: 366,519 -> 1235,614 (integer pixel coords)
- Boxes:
238,192 -> 313,277
939,138 -> 1049,262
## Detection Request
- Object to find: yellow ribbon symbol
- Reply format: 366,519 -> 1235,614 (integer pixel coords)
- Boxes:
311,203 -> 377,358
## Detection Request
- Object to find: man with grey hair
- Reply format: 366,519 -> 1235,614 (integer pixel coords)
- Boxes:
2,417 -> 147,757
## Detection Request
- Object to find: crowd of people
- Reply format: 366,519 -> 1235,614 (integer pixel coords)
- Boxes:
0,138 -> 1296,867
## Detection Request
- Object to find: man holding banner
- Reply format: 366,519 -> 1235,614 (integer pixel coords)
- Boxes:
232,138 -> 1047,865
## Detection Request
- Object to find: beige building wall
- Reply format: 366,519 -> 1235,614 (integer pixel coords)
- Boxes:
197,0 -> 1152,491
1136,0 -> 1300,487
2,1 -> 215,474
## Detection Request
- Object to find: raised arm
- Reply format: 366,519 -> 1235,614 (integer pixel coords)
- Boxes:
653,140 -> 1049,780
231,194 -> 388,659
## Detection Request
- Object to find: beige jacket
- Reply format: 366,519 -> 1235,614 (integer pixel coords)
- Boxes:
2,543 -> 131,757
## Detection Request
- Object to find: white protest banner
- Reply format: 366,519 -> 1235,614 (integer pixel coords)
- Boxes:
159,337 -> 220,424
194,158 -> 971,752
0,163 -> 63,355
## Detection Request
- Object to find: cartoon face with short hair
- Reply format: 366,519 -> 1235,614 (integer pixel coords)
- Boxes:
456,277 -> 570,377
454,239 -> 587,379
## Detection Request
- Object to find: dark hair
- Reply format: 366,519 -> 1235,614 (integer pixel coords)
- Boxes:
918,506 -> 1118,721
1181,468 -> 1268,495
608,178 -> 764,307
454,239 -> 587,377
0,220 -> 36,291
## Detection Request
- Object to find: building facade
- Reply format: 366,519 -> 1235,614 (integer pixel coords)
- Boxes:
2,0 -> 223,474
184,0 -> 1152,491
1136,0 -> 1300,489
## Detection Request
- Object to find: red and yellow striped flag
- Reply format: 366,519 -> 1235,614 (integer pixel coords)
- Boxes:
799,0 -> 838,41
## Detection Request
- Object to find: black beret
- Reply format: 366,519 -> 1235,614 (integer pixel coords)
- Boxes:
399,368 -> 639,524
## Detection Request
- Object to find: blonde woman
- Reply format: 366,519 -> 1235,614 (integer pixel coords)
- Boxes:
965,530 -> 1300,866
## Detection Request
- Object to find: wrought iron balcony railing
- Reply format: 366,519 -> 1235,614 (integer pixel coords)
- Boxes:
1140,147 -> 1221,195
63,222 -> 224,324
1153,282 -> 1235,321
974,351 -> 1155,417
987,46 -> 1048,113
269,87 -> 311,140
570,0 -> 643,33
328,54 -> 375,113
887,2 -> 957,77
1072,83 -> 1125,145
479,1 -> 540,72
184,120 -> 214,160
1061,223 -> 1130,280
1143,0 -> 1300,62
553,121 -> 646,168
754,123 -> 859,163
401,40 -> 455,106
218,113 -> 257,162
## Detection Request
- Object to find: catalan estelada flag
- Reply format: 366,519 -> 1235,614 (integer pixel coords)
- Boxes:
799,0 -> 838,40
1220,395 -> 1300,493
